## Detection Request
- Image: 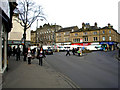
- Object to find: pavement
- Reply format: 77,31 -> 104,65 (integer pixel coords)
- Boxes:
2,55 -> 79,89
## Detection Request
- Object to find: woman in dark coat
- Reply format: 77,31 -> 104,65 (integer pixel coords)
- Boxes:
37,47 -> 46,66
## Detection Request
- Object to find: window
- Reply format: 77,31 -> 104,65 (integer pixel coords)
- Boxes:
93,32 -> 97,35
93,37 -> 98,41
109,30 -> 111,34
84,32 -> 87,35
57,39 -> 61,42
64,32 -> 70,35
73,38 -> 80,43
109,37 -> 111,41
75,33 -> 78,36
103,36 -> 105,41
57,33 -> 61,36
103,31 -> 105,34
84,37 -> 88,42
64,38 -> 69,41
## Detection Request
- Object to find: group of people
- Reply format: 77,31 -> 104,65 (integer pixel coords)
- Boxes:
7,45 -> 46,66
7,45 -> 21,61
66,47 -> 82,56
27,46 -> 46,66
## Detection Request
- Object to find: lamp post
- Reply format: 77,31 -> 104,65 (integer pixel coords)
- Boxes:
36,19 -> 43,46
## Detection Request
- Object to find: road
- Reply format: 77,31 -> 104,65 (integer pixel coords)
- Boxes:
45,50 -> 119,88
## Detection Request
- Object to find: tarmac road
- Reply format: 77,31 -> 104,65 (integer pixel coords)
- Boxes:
45,50 -> 119,88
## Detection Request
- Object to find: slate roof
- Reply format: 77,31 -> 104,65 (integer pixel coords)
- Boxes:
57,26 -> 78,32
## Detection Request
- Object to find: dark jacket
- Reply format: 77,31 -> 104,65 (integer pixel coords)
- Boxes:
37,49 -> 46,58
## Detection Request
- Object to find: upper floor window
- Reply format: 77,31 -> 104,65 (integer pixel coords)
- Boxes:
103,31 -> 105,34
57,33 -> 61,36
83,32 -> 87,35
57,38 -> 61,42
64,32 -> 70,35
64,38 -> 69,41
109,30 -> 111,34
75,33 -> 78,36
93,32 -> 97,35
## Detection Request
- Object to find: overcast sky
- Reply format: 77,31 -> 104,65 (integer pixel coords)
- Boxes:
29,0 -> 119,31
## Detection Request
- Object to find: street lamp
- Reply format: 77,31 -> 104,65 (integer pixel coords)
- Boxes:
36,19 -> 43,46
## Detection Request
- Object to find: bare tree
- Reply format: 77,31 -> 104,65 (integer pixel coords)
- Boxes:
15,0 -> 46,61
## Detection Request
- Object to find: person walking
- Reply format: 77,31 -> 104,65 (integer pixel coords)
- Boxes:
27,47 -> 32,64
66,48 -> 70,56
16,45 -> 21,61
37,47 -> 46,66
72,48 -> 75,55
77,48 -> 80,56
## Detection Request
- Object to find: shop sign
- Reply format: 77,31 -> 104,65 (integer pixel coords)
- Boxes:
100,42 -> 114,45
72,43 -> 91,46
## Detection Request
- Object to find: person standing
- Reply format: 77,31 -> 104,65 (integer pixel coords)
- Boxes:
66,48 -> 70,56
37,47 -> 46,66
16,45 -> 21,61
13,46 -> 16,56
7,45 -> 12,58
27,47 -> 32,64
72,48 -> 75,55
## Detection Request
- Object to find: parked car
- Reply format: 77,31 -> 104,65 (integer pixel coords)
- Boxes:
45,48 -> 53,55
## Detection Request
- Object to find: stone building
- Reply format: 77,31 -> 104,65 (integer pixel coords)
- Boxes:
31,30 -> 36,45
8,13 -> 31,50
56,22 -> 120,50
56,26 -> 79,46
36,24 -> 62,46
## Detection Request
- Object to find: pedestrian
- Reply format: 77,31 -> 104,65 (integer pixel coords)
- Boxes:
37,47 -> 46,66
27,47 -> 32,64
13,46 -> 16,56
7,45 -> 12,58
72,48 -> 75,55
77,48 -> 80,56
66,48 -> 70,56
23,46 -> 28,61
16,45 -> 21,61
79,47 -> 82,56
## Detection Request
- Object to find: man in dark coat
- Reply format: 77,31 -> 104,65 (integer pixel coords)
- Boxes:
16,45 -> 21,61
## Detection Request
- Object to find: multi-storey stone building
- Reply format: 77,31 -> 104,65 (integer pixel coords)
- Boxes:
56,26 -> 79,45
56,22 -> 120,50
36,24 -> 62,46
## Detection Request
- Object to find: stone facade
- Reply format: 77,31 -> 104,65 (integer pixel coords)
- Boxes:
8,14 -> 31,45
36,24 -> 62,46
31,30 -> 36,45
56,22 -> 120,49
56,26 -> 79,45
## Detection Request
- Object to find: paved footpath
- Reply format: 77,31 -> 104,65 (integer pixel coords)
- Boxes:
2,55 -> 78,89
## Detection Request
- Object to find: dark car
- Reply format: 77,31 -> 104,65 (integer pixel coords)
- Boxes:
45,49 -> 53,55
